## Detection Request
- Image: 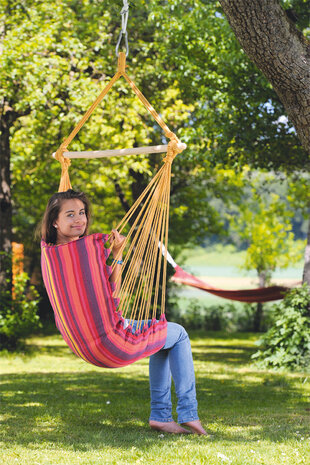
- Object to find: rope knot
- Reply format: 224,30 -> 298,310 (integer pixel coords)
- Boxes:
55,148 -> 72,192
163,138 -> 185,165
55,148 -> 71,170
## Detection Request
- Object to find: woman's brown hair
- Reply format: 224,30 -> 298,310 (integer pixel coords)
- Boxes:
41,189 -> 91,245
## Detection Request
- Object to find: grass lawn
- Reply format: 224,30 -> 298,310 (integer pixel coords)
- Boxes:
0,331 -> 309,465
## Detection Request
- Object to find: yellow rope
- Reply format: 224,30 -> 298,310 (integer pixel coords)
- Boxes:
115,159 -> 171,326
54,52 -> 186,325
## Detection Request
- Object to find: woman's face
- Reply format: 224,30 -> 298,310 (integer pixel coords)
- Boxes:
54,199 -> 87,245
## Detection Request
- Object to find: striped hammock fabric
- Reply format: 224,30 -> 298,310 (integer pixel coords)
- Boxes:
41,233 -> 167,368
172,265 -> 289,303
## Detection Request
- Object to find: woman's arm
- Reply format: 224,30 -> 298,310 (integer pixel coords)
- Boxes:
109,229 -> 126,297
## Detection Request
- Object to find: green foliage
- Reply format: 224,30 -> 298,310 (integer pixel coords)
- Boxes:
151,0 -> 308,171
1,0 -> 227,254
2,0 -> 307,252
228,171 -> 305,285
1,0 -> 309,321
252,285 -> 310,371
0,256 -> 41,350
281,0 -> 310,31
170,298 -> 264,332
287,173 -> 310,215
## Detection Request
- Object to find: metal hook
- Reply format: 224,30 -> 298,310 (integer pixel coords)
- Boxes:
115,1 -> 130,57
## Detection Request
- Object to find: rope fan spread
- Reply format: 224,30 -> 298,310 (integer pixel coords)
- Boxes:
41,52 -> 187,368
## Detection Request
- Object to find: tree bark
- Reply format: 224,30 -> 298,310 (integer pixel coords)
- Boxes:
253,303 -> 263,332
303,218 -> 310,285
219,0 -> 310,154
253,270 -> 267,332
0,110 -> 14,289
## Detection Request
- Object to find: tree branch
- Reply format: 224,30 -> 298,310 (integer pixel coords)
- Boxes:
219,0 -> 310,153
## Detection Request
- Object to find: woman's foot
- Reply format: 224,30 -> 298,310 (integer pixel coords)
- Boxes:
182,420 -> 208,435
149,420 -> 191,434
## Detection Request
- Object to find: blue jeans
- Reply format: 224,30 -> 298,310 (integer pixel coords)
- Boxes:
148,322 -> 199,424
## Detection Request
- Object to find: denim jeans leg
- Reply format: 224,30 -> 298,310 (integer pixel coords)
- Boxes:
149,349 -> 173,422
167,324 -> 199,424
149,322 -> 199,424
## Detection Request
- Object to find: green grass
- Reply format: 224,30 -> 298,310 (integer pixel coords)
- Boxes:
1,331 -> 310,465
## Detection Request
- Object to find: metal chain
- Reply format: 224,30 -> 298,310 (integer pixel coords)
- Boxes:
115,0 -> 130,57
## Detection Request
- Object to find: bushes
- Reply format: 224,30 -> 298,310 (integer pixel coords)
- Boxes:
0,271 -> 41,350
171,288 -> 310,372
252,285 -> 310,371
169,298 -> 264,332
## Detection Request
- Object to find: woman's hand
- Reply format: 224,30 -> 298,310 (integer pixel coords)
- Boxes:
111,229 -> 126,257
110,230 -> 126,294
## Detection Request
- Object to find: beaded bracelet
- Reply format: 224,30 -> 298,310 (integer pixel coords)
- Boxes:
112,259 -> 123,265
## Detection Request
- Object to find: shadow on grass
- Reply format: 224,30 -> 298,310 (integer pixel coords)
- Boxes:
0,343 -> 77,361
1,331 -> 309,451
1,366 -> 309,450
192,344 -> 256,365
189,331 -> 257,365
0,370 -> 162,450
12,343 -> 255,366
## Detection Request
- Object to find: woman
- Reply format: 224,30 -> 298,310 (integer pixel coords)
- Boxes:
41,189 -> 207,435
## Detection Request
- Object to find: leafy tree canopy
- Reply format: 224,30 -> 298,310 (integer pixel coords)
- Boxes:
1,0 -> 308,263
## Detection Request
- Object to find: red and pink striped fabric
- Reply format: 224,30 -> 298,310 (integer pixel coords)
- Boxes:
172,265 -> 289,303
41,233 -> 167,368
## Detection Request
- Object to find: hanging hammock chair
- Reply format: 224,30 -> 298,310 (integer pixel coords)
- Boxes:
41,52 -> 186,368
163,249 -> 293,303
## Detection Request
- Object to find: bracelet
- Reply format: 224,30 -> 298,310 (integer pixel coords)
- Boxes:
112,259 -> 123,265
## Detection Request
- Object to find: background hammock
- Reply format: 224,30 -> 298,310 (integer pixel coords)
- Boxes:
164,249 -> 294,303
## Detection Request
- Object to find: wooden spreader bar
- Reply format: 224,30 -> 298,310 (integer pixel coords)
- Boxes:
52,143 -> 186,159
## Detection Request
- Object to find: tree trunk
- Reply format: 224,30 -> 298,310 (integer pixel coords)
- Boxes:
253,303 -> 263,333
219,0 -> 310,286
219,0 -> 310,154
253,270 -> 267,332
302,218 -> 310,285
0,112 -> 13,290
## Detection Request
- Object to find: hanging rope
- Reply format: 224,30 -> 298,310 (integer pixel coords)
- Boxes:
54,52 -> 182,192
115,0 -> 130,57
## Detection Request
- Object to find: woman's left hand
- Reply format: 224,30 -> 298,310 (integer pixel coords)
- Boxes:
111,229 -> 126,254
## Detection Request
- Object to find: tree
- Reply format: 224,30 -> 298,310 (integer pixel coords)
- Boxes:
218,0 -> 310,153
218,0 -> 310,283
150,0 -> 308,170
228,171 -> 304,331
231,176 -> 303,287
2,0 -> 309,322
1,0 -> 229,317
4,1 -> 269,264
